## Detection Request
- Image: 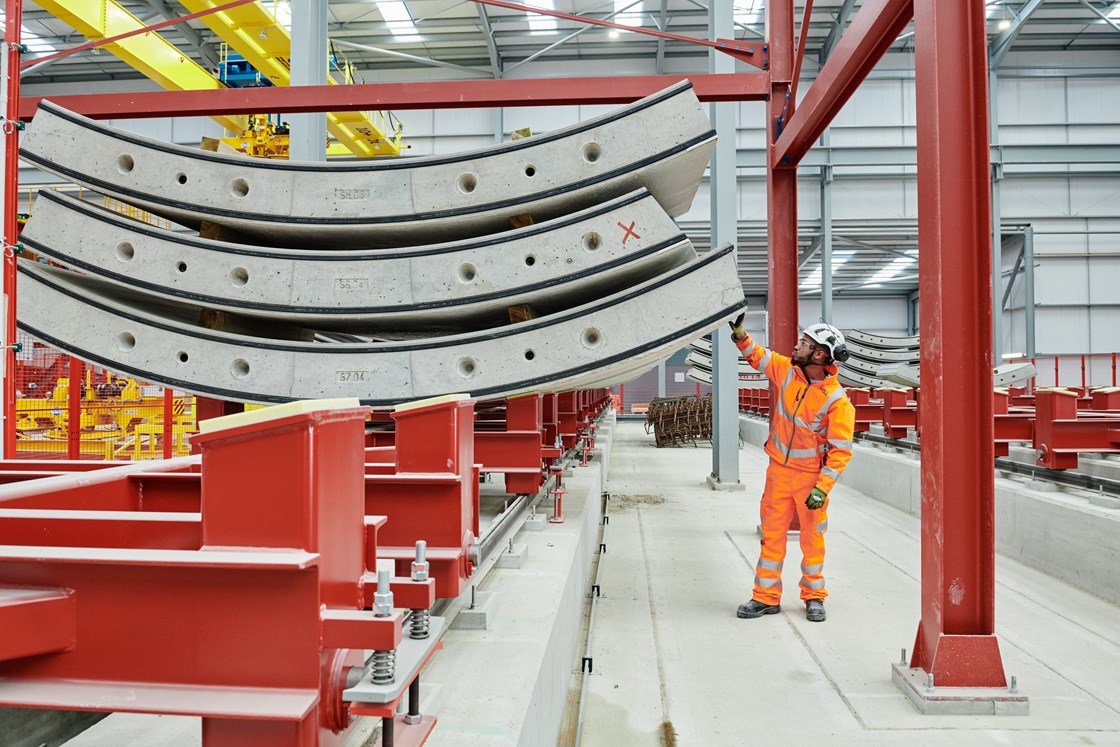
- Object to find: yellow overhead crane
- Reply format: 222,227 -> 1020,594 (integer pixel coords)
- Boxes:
35,0 -> 401,158
33,0 -> 249,135
180,0 -> 402,156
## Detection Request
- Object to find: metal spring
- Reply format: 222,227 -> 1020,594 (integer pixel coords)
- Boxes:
370,649 -> 395,685
409,608 -> 431,640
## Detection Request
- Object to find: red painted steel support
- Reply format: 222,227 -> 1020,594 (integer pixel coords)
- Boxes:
1033,389 -> 1120,469
768,0 -> 802,533
993,390 -> 1034,458
0,405 -> 403,746
0,588 -> 75,661
541,393 -> 561,461
67,357 -> 81,461
881,389 -> 918,439
475,395 -> 545,495
1081,354 -> 1087,391
19,74 -> 769,122
2,0 -> 20,460
472,0 -> 769,69
791,0 -> 814,100
910,0 -> 1007,686
558,392 -> 579,449
162,387 -> 174,459
368,398 -> 478,598
772,0 -> 913,167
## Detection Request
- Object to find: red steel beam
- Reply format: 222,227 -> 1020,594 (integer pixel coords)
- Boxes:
19,73 -> 769,121
767,0 -> 800,532
910,0 -> 1007,687
3,0 -> 20,460
767,0 -> 798,359
772,0 -> 913,167
472,0 -> 768,69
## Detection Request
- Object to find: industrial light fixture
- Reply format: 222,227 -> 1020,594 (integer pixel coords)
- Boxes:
609,29 -> 620,39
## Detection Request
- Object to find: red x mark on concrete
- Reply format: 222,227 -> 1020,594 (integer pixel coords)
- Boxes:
618,221 -> 640,244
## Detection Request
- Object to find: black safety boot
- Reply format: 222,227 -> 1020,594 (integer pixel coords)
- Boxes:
737,599 -> 780,619
805,599 -> 826,622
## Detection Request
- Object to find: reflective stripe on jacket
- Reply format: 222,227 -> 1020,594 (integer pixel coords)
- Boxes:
736,333 -> 855,494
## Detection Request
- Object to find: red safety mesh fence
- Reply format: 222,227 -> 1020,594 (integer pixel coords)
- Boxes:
13,331 -> 197,460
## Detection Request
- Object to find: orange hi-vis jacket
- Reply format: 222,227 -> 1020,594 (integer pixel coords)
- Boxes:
735,333 -> 855,494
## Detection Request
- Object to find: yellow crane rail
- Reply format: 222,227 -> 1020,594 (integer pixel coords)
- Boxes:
33,0 -> 248,134
177,0 -> 403,156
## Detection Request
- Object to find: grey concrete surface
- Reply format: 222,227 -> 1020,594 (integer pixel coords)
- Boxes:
579,420 -> 1120,745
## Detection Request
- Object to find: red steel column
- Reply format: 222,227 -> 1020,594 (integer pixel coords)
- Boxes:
768,0 -> 798,359
768,0 -> 800,530
67,358 -> 81,461
3,0 -> 22,459
911,0 -> 1007,686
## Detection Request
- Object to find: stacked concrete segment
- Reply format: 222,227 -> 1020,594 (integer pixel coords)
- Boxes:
20,82 -> 716,248
17,81 -> 745,405
22,188 -> 696,334
17,247 -> 744,406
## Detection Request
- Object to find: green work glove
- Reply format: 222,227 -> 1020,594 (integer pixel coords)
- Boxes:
806,487 -> 827,510
727,312 -> 746,341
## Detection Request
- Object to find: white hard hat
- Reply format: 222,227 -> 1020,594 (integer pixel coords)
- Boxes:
803,323 -> 849,363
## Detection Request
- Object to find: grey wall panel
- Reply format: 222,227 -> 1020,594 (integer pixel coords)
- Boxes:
1089,307 -> 1120,353
1034,257 -> 1089,306
831,180 -> 913,221
1067,78 -> 1120,122
1037,307 -> 1091,354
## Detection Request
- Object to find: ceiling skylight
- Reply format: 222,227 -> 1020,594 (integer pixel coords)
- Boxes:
734,0 -> 764,28
614,0 -> 643,29
377,0 -> 421,41
0,14 -> 58,52
863,254 -> 917,285
525,0 -> 558,34
800,249 -> 855,289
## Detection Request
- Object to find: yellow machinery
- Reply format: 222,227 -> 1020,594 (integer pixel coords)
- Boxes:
33,0 -> 248,134
180,0 -> 404,157
15,374 -> 196,460
34,0 -> 402,158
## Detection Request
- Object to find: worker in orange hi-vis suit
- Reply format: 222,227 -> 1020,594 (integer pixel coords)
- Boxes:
728,312 -> 856,623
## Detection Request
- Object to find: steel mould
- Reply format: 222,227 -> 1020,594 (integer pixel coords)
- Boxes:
879,388 -> 919,440
1033,389 -> 1120,470
363,397 -> 479,599
0,404 -> 440,746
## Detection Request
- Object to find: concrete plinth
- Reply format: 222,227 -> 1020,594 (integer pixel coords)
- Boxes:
495,543 -> 529,569
451,590 -> 496,631
705,474 -> 746,491
891,662 -> 1029,715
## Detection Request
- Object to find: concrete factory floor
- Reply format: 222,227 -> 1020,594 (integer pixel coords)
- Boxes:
576,421 -> 1120,745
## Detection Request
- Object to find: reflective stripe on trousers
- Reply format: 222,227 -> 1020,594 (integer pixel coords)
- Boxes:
752,461 -> 829,605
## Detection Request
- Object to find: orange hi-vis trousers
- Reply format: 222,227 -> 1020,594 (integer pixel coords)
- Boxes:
752,461 -> 829,605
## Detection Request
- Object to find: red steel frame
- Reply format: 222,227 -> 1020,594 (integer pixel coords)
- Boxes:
3,0 -> 1014,692
0,405 -> 442,746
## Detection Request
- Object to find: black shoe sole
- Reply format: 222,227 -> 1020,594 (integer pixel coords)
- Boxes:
736,604 -> 780,619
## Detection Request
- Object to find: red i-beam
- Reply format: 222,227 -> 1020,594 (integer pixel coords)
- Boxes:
910,0 -> 1006,686
2,0 -> 21,460
767,0 -> 798,356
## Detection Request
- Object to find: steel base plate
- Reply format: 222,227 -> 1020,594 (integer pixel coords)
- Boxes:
891,661 -> 1029,715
